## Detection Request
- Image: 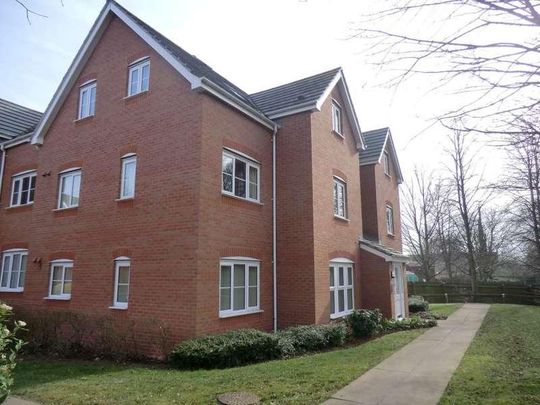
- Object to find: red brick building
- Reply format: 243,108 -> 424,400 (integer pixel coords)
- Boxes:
0,1 -> 407,356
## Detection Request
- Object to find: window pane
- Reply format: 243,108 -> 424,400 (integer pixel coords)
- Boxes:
29,176 -> 36,202
118,266 -> 130,283
11,179 -> 20,206
60,176 -> 73,208
52,265 -> 63,282
220,265 -> 231,288
9,254 -> 20,289
233,264 -> 245,287
330,291 -> 335,314
51,281 -> 62,295
249,166 -> 258,199
234,160 -> 246,198
329,267 -> 334,287
141,64 -> 149,91
71,174 -> 81,206
20,177 -> 30,204
248,266 -> 257,286
220,288 -> 231,310
63,280 -> 72,295
338,267 -> 344,286
235,178 -> 246,197
64,267 -> 73,282
222,173 -> 233,192
233,287 -> 245,310
123,160 -> 136,197
347,288 -> 353,310
80,89 -> 88,117
235,160 -> 246,180
117,285 -> 129,303
1,256 -> 11,287
348,267 -> 353,286
130,68 -> 139,95
89,86 -> 96,115
248,286 -> 257,307
338,290 -> 345,312
222,155 -> 233,174
18,255 -> 27,288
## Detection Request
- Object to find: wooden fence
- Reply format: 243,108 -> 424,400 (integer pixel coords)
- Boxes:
408,282 -> 540,305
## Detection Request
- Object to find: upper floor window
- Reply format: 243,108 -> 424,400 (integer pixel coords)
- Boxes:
329,260 -> 354,318
113,257 -> 130,309
78,81 -> 96,119
128,59 -> 150,97
10,171 -> 36,207
120,155 -> 137,199
383,151 -> 390,176
333,177 -> 348,219
331,101 -> 342,135
58,169 -> 81,209
222,150 -> 260,202
48,260 -> 73,300
219,258 -> 260,317
0,249 -> 28,292
386,204 -> 394,235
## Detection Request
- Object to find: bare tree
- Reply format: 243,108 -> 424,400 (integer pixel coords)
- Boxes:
435,196 -> 460,281
354,0 -> 540,133
402,169 -> 446,280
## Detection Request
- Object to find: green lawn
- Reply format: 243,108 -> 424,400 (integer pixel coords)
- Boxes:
13,329 -> 424,404
440,304 -> 540,405
429,303 -> 462,317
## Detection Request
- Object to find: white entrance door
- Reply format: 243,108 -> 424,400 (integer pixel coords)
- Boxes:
392,263 -> 405,319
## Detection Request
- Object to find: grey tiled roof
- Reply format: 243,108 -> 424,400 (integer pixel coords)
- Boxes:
0,98 -> 42,140
359,238 -> 407,259
112,1 -> 259,111
360,127 -> 388,165
250,68 -> 341,116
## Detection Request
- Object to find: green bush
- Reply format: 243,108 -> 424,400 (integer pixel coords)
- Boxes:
408,295 -> 429,313
0,303 -> 26,402
417,311 -> 447,320
382,316 -> 437,331
345,309 -> 383,338
276,323 -> 347,356
169,329 -> 280,369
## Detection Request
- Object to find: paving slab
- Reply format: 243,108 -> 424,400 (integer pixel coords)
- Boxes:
323,303 -> 490,405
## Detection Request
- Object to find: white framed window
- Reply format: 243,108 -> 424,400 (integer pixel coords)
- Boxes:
331,100 -> 342,135
113,257 -> 130,309
58,170 -> 81,209
120,155 -> 137,199
386,204 -> 394,235
383,151 -> 390,176
222,150 -> 260,202
127,59 -> 150,96
329,260 -> 354,318
219,258 -> 260,317
48,260 -> 73,300
333,177 -> 348,219
10,171 -> 36,207
78,81 -> 96,119
0,249 -> 28,292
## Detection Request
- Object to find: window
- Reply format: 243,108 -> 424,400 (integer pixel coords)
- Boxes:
383,151 -> 390,176
333,177 -> 347,219
78,81 -> 96,119
10,171 -> 36,207
113,258 -> 130,309
219,258 -> 260,317
48,260 -> 73,299
58,170 -> 81,209
331,101 -> 342,135
329,260 -> 354,318
386,204 -> 394,235
222,151 -> 260,202
0,250 -> 28,292
120,155 -> 137,199
127,59 -> 150,96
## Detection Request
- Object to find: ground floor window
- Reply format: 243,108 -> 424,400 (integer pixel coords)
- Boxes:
48,260 -> 73,300
113,258 -> 130,309
329,259 -> 354,318
219,258 -> 260,317
0,249 -> 28,292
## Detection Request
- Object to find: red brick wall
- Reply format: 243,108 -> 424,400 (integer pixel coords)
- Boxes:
360,164 -> 378,241
359,249 -> 392,318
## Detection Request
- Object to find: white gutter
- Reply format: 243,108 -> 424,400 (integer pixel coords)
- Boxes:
0,144 -> 5,201
271,123 -> 278,332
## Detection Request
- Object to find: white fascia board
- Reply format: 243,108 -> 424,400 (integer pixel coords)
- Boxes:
3,134 -> 32,149
31,3 -> 113,145
266,103 -> 318,119
360,243 -> 409,263
376,129 -> 403,183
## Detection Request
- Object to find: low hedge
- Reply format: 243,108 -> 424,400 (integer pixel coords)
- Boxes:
276,323 -> 347,357
408,295 -> 429,313
169,329 -> 279,369
345,309 -> 383,337
382,316 -> 437,331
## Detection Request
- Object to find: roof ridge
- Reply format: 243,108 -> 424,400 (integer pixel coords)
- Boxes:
250,67 -> 342,97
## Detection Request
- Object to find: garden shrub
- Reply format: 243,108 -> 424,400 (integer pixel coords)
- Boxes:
169,329 -> 280,369
417,311 -> 447,320
382,316 -> 437,331
408,295 -> 429,313
276,323 -> 347,356
0,303 -> 26,402
345,309 -> 383,338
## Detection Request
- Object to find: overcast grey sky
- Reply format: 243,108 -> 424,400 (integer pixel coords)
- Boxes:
0,0 -> 506,183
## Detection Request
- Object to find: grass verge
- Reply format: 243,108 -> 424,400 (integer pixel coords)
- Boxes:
13,329 -> 424,404
440,304 -> 540,405
429,303 -> 462,317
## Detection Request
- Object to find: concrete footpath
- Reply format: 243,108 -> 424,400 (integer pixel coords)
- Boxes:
324,303 -> 490,405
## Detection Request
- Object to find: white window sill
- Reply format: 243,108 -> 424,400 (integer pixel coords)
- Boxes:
115,197 -> 135,202
385,173 -> 391,178
6,203 -> 34,210
332,130 -> 344,139
109,305 -> 128,310
330,310 -> 354,320
123,90 -> 149,100
219,309 -> 263,319
334,215 -> 349,222
44,296 -> 71,301
221,192 -> 263,205
53,206 -> 79,212
74,115 -> 95,123
0,288 -> 24,293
